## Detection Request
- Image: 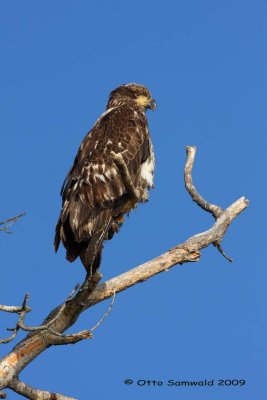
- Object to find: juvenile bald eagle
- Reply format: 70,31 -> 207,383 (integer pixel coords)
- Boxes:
54,83 -> 156,275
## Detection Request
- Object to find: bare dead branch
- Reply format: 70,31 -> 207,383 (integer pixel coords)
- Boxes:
49,330 -> 92,345
0,305 -> 31,314
9,378 -> 76,400
20,291 -> 115,345
45,290 -> 115,344
0,327 -> 19,345
21,284 -> 81,334
0,147 -> 249,399
17,320 -> 61,337
17,293 -> 63,335
0,292 -> 31,315
0,213 -> 25,234
0,285 -> 82,346
184,146 -> 223,218
18,294 -> 30,325
0,295 -> 31,345
185,146 -> 235,261
82,197 -> 248,308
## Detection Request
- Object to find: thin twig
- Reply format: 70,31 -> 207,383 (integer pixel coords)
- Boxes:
91,291 -> 116,332
0,213 -> 25,234
216,243 -> 234,262
0,327 -> 19,345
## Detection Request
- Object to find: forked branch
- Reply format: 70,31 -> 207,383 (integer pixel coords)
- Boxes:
184,146 -> 234,261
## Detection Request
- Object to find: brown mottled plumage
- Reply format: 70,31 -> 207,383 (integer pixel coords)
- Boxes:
54,83 -> 156,275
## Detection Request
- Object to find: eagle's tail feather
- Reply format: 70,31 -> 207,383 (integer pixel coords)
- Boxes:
54,207 -> 122,274
80,217 -> 112,275
55,213 -> 84,262
79,233 -> 103,275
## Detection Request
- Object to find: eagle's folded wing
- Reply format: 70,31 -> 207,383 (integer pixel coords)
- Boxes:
55,106 -> 151,253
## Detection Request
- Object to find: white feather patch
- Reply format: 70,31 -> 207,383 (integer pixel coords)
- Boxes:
140,156 -> 154,187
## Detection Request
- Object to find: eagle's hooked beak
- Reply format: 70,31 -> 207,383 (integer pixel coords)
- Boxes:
148,98 -> 157,111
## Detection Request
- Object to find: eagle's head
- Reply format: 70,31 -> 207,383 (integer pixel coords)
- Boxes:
107,83 -> 156,111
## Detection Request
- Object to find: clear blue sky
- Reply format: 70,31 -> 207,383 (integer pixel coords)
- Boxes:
0,1 -> 266,399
